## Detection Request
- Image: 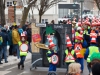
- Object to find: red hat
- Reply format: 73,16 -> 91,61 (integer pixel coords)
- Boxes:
20,32 -> 27,40
90,37 -> 96,43
92,22 -> 97,26
78,22 -> 82,26
90,31 -> 97,38
66,35 -> 72,47
21,32 -> 26,37
47,35 -> 55,49
80,30 -> 83,34
75,35 -> 83,41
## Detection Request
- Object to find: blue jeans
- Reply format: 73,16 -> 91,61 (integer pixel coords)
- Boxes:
0,49 -> 3,63
19,56 -> 26,65
76,58 -> 84,71
49,63 -> 57,71
12,44 -> 20,59
2,46 -> 8,62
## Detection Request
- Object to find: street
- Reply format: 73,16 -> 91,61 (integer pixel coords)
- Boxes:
0,59 -> 89,75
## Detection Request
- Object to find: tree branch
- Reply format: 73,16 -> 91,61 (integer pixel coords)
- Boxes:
94,0 -> 100,10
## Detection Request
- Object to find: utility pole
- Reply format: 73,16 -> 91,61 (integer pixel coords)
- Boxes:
13,1 -> 17,23
80,0 -> 84,24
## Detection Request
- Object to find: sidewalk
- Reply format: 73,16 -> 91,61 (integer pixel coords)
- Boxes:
0,52 -> 31,68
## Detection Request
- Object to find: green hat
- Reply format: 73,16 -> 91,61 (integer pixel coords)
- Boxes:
90,52 -> 100,62
45,26 -> 55,35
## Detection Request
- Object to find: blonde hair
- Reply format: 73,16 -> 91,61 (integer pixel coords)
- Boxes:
68,63 -> 81,75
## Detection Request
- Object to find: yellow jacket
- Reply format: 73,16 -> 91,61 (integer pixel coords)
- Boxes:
12,29 -> 20,44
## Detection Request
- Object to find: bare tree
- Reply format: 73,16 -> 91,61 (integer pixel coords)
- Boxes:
20,0 -> 37,26
35,0 -> 62,23
0,0 -> 5,26
94,0 -> 100,10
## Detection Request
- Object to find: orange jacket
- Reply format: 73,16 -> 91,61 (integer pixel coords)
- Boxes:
74,44 -> 83,58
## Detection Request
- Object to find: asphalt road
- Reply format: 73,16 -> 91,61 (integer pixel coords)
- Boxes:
0,59 -> 89,75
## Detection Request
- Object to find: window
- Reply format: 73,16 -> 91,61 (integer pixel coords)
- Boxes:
18,19 -> 21,23
61,0 -> 67,2
59,8 -> 68,18
41,19 -> 48,23
7,2 -> 12,7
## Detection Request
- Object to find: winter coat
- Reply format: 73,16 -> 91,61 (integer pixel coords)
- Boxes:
12,29 -> 20,44
8,30 -> 13,45
26,28 -> 31,43
0,31 -> 9,46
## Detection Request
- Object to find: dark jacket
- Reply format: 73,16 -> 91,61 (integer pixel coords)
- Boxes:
8,30 -> 13,45
22,25 -> 28,31
0,31 -> 9,46
26,28 -> 31,43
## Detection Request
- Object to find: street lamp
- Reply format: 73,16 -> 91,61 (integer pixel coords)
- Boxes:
13,1 -> 17,23
80,0 -> 84,24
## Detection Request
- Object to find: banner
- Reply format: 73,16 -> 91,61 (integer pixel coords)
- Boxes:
32,34 -> 41,42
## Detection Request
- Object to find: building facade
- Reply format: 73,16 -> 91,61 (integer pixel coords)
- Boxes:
5,0 -> 99,25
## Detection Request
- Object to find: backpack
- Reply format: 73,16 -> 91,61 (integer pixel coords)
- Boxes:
0,35 -> 3,45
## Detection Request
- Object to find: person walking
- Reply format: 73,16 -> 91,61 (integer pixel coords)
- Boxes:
1,27 -> 9,63
0,33 -> 3,64
74,35 -> 84,73
84,35 -> 99,75
26,24 -> 32,53
12,25 -> 20,59
63,35 -> 76,73
46,35 -> 58,72
18,32 -> 29,70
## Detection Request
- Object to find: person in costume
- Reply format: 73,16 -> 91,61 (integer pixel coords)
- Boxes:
90,53 -> 100,75
63,35 -> 76,73
84,36 -> 99,75
74,35 -> 84,73
46,35 -> 58,71
18,32 -> 29,70
45,26 -> 59,52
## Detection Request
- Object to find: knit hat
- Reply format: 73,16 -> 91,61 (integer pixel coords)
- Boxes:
90,31 -> 97,38
90,37 -> 96,43
20,32 -> 27,40
45,26 -> 55,35
47,35 -> 55,49
12,22 -> 17,26
66,35 -> 72,47
90,31 -> 97,43
90,52 -> 100,62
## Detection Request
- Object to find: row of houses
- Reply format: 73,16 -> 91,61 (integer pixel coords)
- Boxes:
5,0 -> 99,25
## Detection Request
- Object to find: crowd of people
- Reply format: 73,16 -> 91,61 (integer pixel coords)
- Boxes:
0,21 -> 32,65
0,16 -> 100,74
67,16 -> 100,75
45,16 -> 100,75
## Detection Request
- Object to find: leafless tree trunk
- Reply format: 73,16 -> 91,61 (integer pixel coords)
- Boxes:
20,0 -> 37,26
0,0 -> 5,26
95,0 -> 100,10
35,0 -> 61,23
31,6 -> 34,20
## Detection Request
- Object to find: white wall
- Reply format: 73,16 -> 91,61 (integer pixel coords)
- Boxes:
5,0 -> 73,24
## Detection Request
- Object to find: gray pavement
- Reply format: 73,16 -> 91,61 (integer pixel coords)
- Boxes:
0,49 -> 89,75
0,58 -> 89,75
